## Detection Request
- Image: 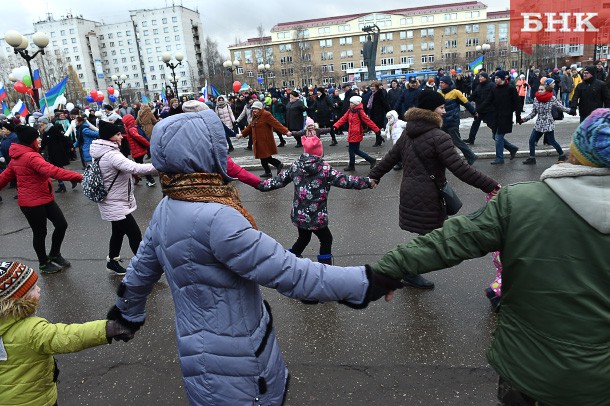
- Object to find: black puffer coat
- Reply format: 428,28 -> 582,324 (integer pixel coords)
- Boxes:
477,83 -> 520,134
570,78 -> 610,119
40,123 -> 72,167
369,108 -> 498,235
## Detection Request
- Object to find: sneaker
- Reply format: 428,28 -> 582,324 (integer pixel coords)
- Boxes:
40,261 -> 63,274
276,163 -> 284,175
402,274 -> 435,289
278,142 -> 286,147
343,166 -> 355,172
369,158 -> 377,169
522,157 -> 536,165
49,255 -> 71,268
260,172 -> 272,178
106,257 -> 127,275
146,180 -> 156,187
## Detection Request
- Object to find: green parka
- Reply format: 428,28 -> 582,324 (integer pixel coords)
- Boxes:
372,164 -> 610,405
0,300 -> 108,406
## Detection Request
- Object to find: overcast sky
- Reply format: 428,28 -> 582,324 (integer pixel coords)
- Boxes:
5,0 -> 510,56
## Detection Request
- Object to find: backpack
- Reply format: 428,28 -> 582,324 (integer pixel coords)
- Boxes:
551,105 -> 564,121
136,124 -> 149,140
82,152 -> 120,202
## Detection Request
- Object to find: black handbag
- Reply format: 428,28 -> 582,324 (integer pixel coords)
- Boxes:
411,140 -> 463,215
551,105 -> 564,121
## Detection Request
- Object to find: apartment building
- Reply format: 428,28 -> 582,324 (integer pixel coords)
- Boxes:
228,1 -> 591,88
0,5 -> 204,98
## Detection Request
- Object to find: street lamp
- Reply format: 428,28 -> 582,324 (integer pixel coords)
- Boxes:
4,30 -> 49,109
223,59 -> 240,84
257,63 -> 271,90
162,52 -> 183,101
110,74 -> 127,103
475,43 -> 491,71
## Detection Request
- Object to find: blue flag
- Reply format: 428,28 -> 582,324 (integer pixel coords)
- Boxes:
40,76 -> 68,112
469,56 -> 484,74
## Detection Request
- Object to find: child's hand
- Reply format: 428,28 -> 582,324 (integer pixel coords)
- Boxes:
370,179 -> 378,189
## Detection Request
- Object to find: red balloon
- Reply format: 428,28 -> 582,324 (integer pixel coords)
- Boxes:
26,89 -> 33,95
96,93 -> 104,102
450,69 -> 456,75
107,87 -> 115,95
90,89 -> 98,98
232,81 -> 241,93
14,81 -> 27,93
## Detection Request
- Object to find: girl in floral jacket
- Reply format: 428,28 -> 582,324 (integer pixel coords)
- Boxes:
258,133 -> 374,264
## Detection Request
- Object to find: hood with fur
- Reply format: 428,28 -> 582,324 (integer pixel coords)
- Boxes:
404,108 -> 443,138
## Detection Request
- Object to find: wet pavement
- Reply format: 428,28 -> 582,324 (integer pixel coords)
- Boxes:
0,115 -> 581,405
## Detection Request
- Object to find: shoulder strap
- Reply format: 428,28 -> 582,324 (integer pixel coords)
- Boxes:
95,150 -> 121,193
410,139 -> 441,189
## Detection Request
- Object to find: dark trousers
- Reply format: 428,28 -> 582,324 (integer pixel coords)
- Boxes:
260,156 -> 282,174
133,156 -> 155,183
347,142 -> 373,167
109,213 -> 142,258
444,126 -> 476,163
273,129 -> 285,144
497,377 -> 545,406
291,226 -> 333,256
467,116 -> 482,142
20,201 -> 68,264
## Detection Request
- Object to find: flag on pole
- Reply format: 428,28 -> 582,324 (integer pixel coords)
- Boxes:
239,83 -> 250,92
12,99 -> 29,117
161,88 -> 167,103
0,83 -> 6,101
39,76 -> 68,111
1,101 -> 10,116
33,69 -> 42,89
210,85 -> 220,97
202,81 -> 208,102
142,95 -> 150,103
469,56 -> 484,74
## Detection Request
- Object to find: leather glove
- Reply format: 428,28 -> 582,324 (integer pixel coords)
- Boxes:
107,305 -> 145,333
569,108 -> 577,116
340,265 -> 404,309
105,320 -> 135,344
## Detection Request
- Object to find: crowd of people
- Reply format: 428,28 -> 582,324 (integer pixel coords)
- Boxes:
0,61 -> 609,405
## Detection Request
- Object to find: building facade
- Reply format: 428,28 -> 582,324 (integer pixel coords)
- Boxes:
228,1 -> 602,88
0,5 -> 204,100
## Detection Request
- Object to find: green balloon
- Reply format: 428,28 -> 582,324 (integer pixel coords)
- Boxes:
22,75 -> 32,87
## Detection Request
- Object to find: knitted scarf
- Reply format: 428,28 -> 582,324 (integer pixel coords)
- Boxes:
160,172 -> 257,229
535,91 -> 553,103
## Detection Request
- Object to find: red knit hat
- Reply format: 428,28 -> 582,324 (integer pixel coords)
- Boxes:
0,262 -> 38,300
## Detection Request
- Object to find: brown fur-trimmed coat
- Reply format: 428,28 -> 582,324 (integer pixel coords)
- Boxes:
369,108 -> 498,234
241,110 -> 288,159
136,105 -> 158,138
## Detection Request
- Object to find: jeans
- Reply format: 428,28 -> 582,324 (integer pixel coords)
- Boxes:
109,213 -> 142,258
20,201 -> 68,264
528,129 -> 563,158
445,126 -> 476,164
561,91 -> 570,107
494,132 -> 518,162
291,226 -> 333,256
347,142 -> 373,166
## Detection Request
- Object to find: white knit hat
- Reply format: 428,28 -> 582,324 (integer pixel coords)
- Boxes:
251,101 -> 264,110
349,96 -> 362,105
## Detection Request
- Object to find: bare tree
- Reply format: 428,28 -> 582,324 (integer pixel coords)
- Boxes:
202,36 -> 227,90
66,65 -> 86,106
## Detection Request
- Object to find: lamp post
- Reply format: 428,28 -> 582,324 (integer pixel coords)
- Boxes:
475,43 -> 491,72
257,63 -> 271,90
110,74 -> 127,103
223,59 -> 240,84
4,30 -> 49,109
162,52 -> 183,101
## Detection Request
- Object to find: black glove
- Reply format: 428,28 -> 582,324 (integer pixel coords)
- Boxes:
105,320 -> 136,344
569,108 -> 577,116
107,305 -> 145,333
340,265 -> 404,309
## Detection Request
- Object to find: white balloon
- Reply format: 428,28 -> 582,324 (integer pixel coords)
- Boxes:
8,74 -> 16,82
56,95 -> 67,105
14,66 -> 29,81
65,102 -> 74,111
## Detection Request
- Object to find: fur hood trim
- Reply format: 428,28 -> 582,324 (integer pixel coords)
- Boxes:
404,108 -> 443,128
0,297 -> 38,320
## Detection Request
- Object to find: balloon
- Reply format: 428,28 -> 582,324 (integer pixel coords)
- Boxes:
232,81 -> 241,93
26,89 -> 33,96
22,75 -> 32,87
450,69 -> 456,75
457,68 -> 462,73
90,89 -> 98,98
56,95 -> 67,105
107,86 -> 115,95
8,74 -> 16,82
109,95 -> 116,102
97,101 -> 103,106
198,96 -> 205,102
86,95 -> 94,103
96,93 -> 104,102
510,69 -> 516,74
12,67 -> 28,81
257,77 -> 263,84
14,81 -> 27,93
66,103 -> 74,111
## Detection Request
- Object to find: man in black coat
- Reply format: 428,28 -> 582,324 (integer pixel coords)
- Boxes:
284,90 -> 308,147
571,66 -> 610,122
528,69 -> 542,103
465,73 -> 495,144
397,77 -> 421,117
386,79 -> 403,112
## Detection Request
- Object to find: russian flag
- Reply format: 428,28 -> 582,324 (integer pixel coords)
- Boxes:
0,82 -> 6,101
33,69 -> 42,89
202,81 -> 208,102
12,99 -> 29,117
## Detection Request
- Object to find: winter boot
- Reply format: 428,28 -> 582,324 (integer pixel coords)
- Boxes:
106,256 -> 127,275
55,183 -> 67,193
343,166 -> 355,172
368,157 -> 377,169
317,254 -> 333,265
522,157 -> 536,165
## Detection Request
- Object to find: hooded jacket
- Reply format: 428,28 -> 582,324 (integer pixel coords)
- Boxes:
384,110 -> 407,144
0,299 -> 107,406
136,105 -> 158,137
477,83 -> 520,134
369,108 -> 498,234
0,131 -> 18,164
0,143 -> 82,207
215,96 -> 236,128
258,154 -> 372,230
122,114 -> 150,159
74,121 -> 99,162
40,123 -> 72,167
439,84 -> 476,129
372,164 -> 610,405
89,139 -> 155,221
241,109 -> 288,159
115,110 -> 370,405
333,104 -> 380,143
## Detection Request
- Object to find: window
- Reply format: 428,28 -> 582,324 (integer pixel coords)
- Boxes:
162,18 -> 167,23
320,51 -> 333,60
148,57 -> 153,62
464,11 -> 480,18
121,57 -> 127,63
421,42 -> 428,51
340,50 -> 354,58
152,20 -> 157,26
244,50 -> 252,63
60,30 -> 65,35
146,48 -> 152,54
73,47 -> 78,52
487,24 -> 496,43
160,73 -> 165,79
421,54 -> 435,63
321,64 -> 334,73
444,13 -> 457,21
400,56 -> 414,65
445,26 -> 457,35
69,29 -> 75,34
164,27 -> 169,33
127,39 -> 133,45
247,70 -> 253,77
166,45 -> 172,51
173,26 -> 179,32
338,24 -> 351,32
277,31 -> 289,39
153,29 -> 159,35
62,39 -> 67,45
296,29 -> 309,37
151,74 -> 156,80
120,49 -> 126,54
117,32 -> 122,38
340,62 -> 354,70
142,21 -> 148,27
400,17 -> 413,25
421,29 -> 434,37
279,44 -> 292,52
237,67 -> 243,74
155,38 -> 160,43
126,30 -> 131,36
66,56 -> 71,62
421,15 -> 433,23
380,58 -> 394,66
150,66 -> 155,72
359,35 -> 367,43
130,56 -> 135,62
444,39 -> 457,48
114,67 -> 120,73
318,27 -> 330,34
339,37 -> 352,45
499,23 -> 508,42
319,39 -> 332,47
156,47 -> 161,52
172,16 -> 177,22
143,30 -> 149,36
465,24 -> 480,34
380,46 -> 393,54
380,33 -> 393,41
51,32 -> 56,38
175,35 -> 180,41
466,37 -> 480,47
108,33 -> 113,39
118,41 -> 124,46
110,42 -> 115,47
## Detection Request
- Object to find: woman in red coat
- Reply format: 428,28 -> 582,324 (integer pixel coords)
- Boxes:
0,125 -> 83,274
122,114 -> 156,187
237,101 -> 291,177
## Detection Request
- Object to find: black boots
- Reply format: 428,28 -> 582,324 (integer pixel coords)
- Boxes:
106,256 -> 127,275
55,183 -> 67,193
49,254 -> 71,268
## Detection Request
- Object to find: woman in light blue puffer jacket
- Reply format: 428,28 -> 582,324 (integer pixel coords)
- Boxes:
106,109 -> 402,405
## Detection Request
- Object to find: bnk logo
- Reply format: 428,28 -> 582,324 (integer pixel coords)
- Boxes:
509,0 -> 610,53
